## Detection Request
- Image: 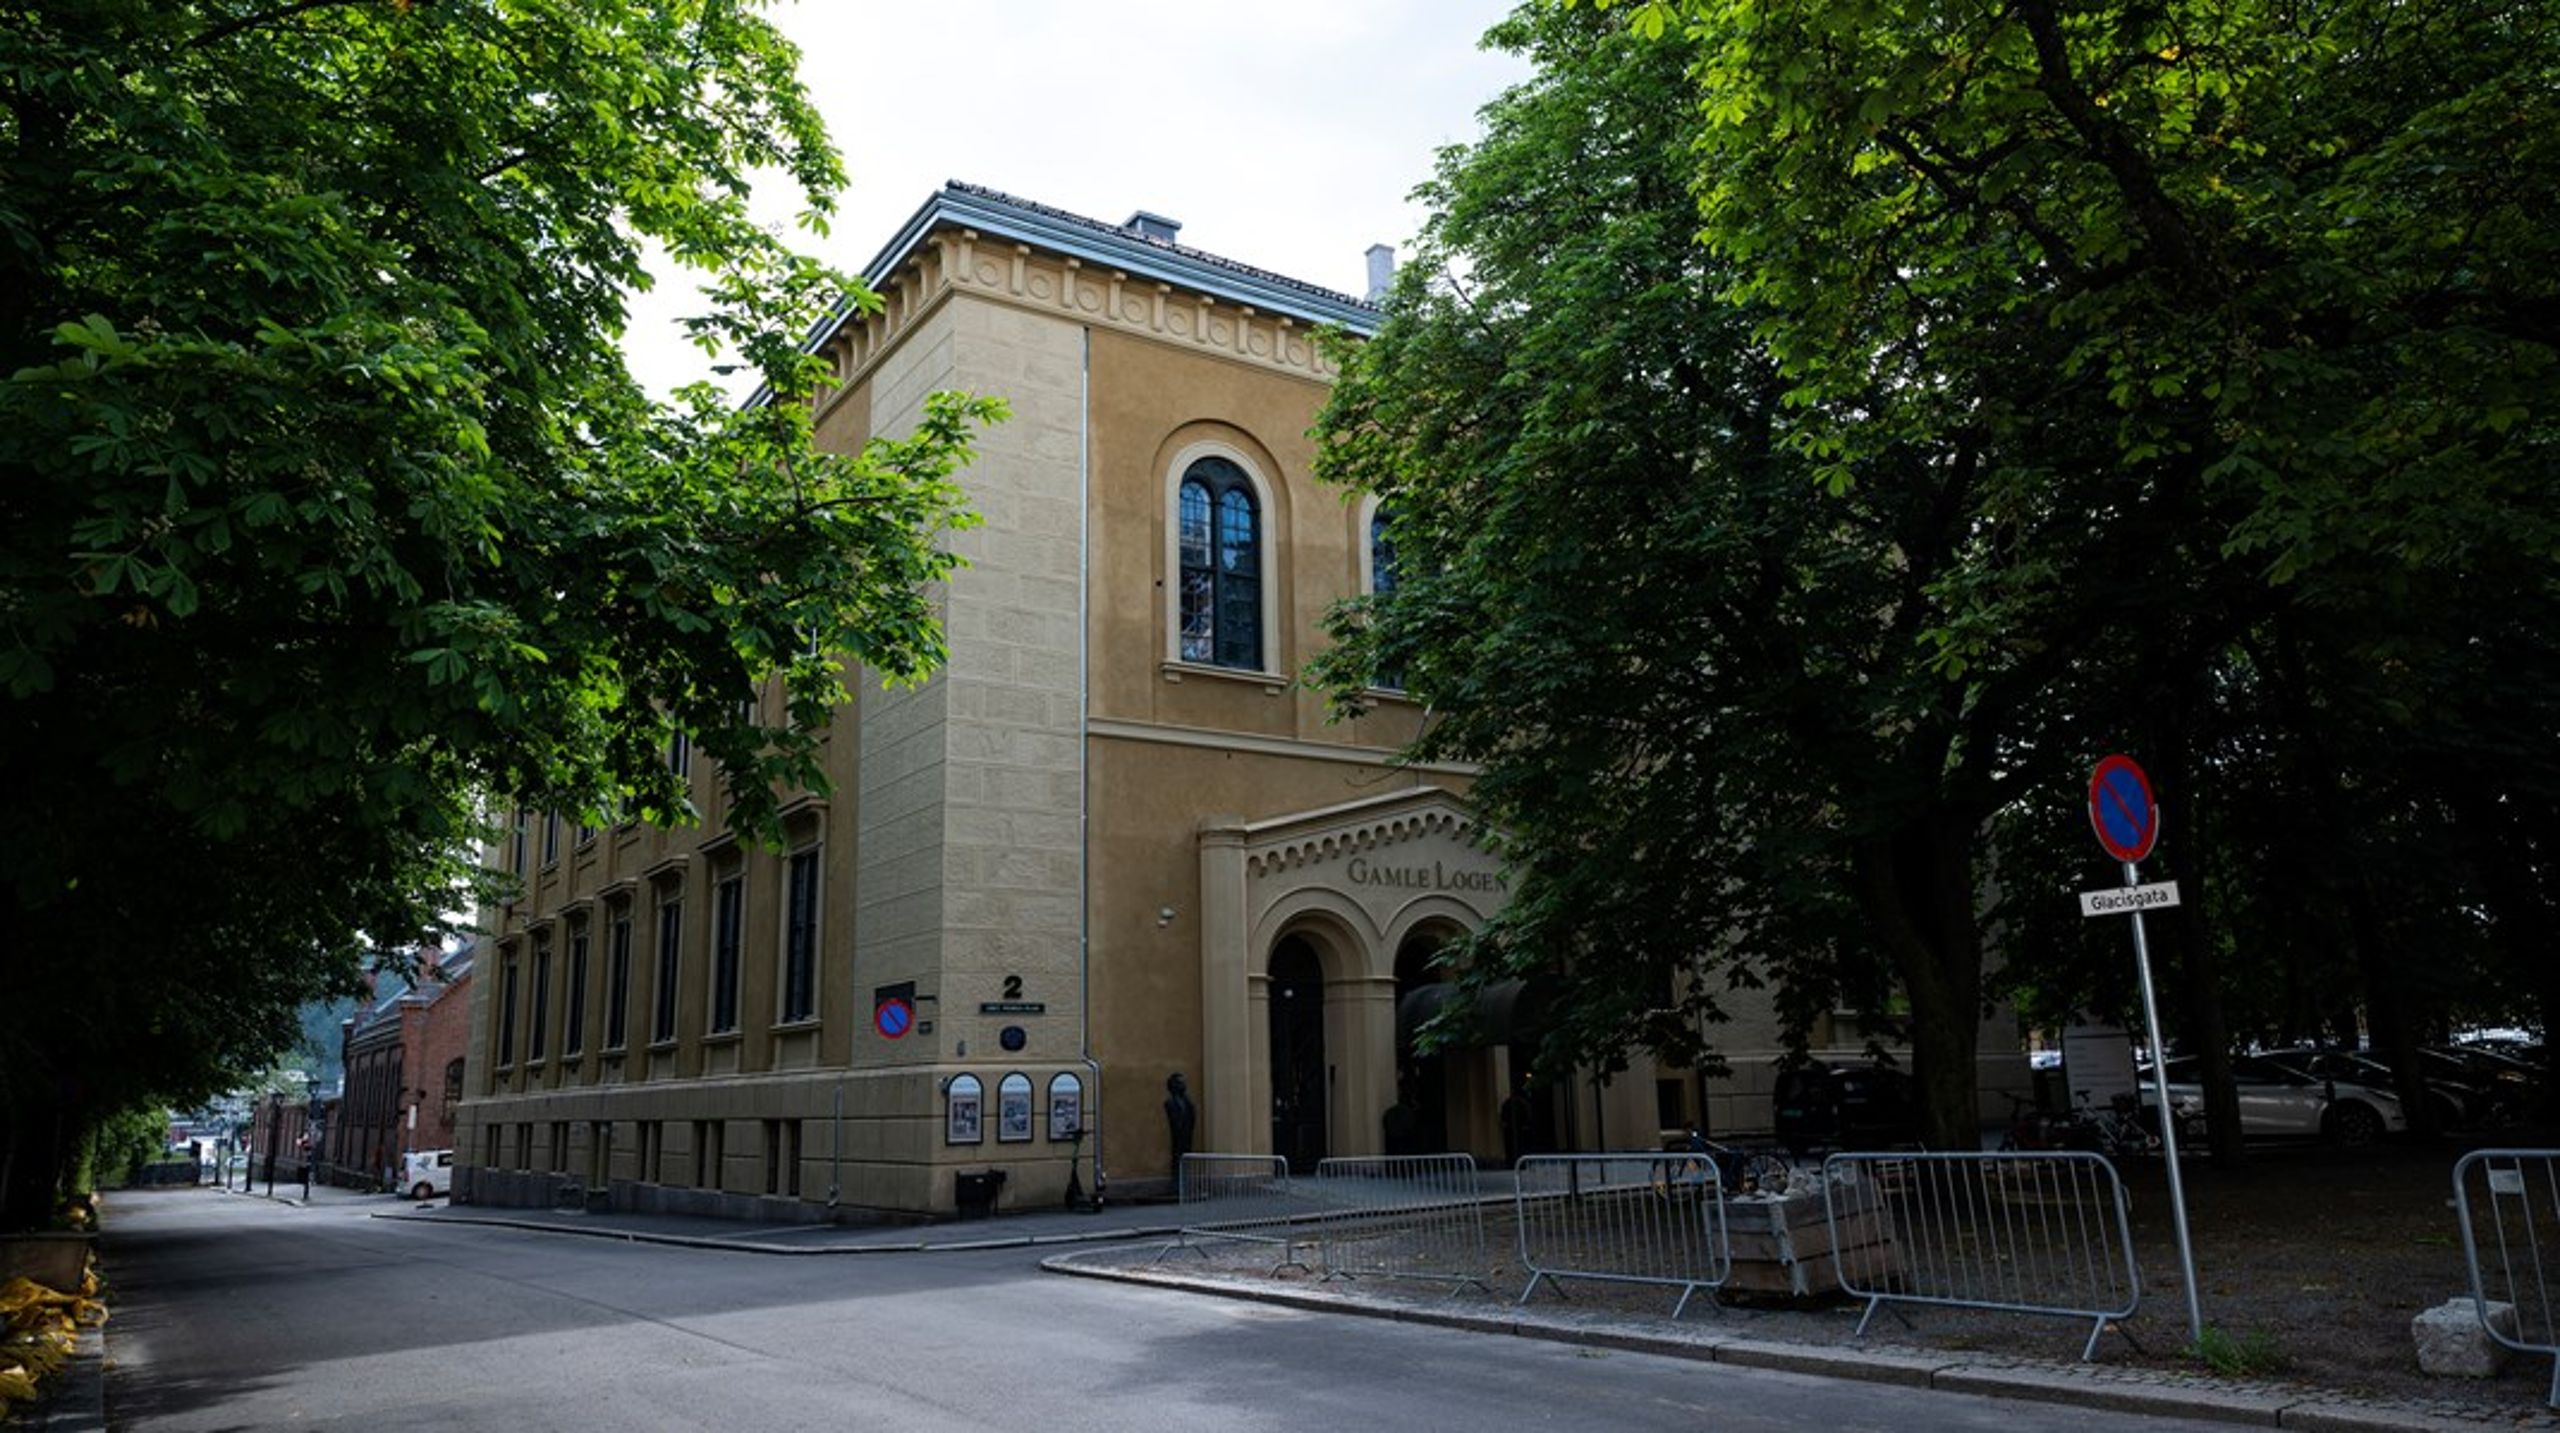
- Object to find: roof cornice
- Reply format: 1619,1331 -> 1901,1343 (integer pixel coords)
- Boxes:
807,181 -> 1381,354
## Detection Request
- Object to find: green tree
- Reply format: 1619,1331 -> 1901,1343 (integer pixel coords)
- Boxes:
1315,3 -> 2111,1146
1616,0 -> 2560,1130
0,0 -> 999,1228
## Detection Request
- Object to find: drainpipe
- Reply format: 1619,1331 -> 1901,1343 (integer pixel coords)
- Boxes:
1078,323 -> 1105,1207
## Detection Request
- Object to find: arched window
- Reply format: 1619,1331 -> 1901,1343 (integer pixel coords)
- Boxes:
1369,505 -> 1404,691
1370,507 -> 1398,596
1177,457 -> 1262,670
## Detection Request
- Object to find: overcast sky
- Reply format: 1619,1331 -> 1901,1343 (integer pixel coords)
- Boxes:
624,0 -> 1531,395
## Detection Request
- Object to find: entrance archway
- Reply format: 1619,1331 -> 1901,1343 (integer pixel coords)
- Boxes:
1267,937 -> 1327,1169
1392,931 -> 1458,1154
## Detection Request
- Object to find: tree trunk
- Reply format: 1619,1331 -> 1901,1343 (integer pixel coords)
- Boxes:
2150,710 -> 2248,1164
1857,809 -> 1984,1151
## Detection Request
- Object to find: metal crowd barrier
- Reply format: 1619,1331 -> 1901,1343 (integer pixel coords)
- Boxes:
2452,1149 -> 2560,1407
1513,1153 -> 1731,1319
1825,1150 -> 2139,1361
1309,1154 -> 1490,1293
1155,1153 -> 1312,1273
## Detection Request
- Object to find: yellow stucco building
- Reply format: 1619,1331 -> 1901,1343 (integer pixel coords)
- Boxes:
454,184 -> 2023,1221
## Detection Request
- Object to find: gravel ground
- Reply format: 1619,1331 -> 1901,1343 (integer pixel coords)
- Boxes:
1118,1138 -> 2560,1425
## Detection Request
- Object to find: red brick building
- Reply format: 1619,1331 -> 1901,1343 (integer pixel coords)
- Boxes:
331,949 -> 474,1189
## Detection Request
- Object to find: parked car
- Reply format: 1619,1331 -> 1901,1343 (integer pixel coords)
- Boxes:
2257,1046 -> 2486,1131
401,1149 -> 453,1200
2433,1043 -> 2546,1123
1772,1061 -> 1920,1156
2138,1054 -> 2407,1146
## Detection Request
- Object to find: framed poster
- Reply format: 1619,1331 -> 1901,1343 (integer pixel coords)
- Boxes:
945,1073 -> 982,1145
1048,1072 -> 1084,1141
997,1072 -> 1034,1143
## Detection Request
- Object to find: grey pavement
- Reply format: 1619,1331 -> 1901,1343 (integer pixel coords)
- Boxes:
26,1181 -> 2554,1432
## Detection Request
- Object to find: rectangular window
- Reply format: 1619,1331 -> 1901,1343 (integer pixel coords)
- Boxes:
550,1121 -> 570,1174
497,957 -> 519,1066
781,849 -> 819,1023
563,930 -> 589,1057
542,810 -> 560,865
510,809 -> 529,877
639,1121 -> 662,1183
763,1119 -> 782,1196
668,731 -> 690,776
652,898 -> 682,1044
693,1119 -> 721,1189
711,874 -> 743,1034
482,1124 -> 500,1169
515,1122 -> 532,1172
527,940 -> 551,1062
605,915 -> 632,1050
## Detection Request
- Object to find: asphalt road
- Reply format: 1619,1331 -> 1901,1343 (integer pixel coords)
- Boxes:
99,1187 -> 2231,1431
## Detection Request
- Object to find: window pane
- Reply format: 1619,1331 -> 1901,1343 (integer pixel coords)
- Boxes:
1178,482 -> 1211,568
784,850 -> 818,1023
1217,568 -> 1260,670
713,877 -> 742,1033
1179,569 -> 1215,663
606,917 -> 632,1049
653,901 -> 681,1043
564,932 -> 588,1056
498,960 -> 518,1065
1217,489 -> 1256,574
1371,510 -> 1397,595
529,945 -> 551,1060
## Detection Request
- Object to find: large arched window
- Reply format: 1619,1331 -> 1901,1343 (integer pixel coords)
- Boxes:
1368,503 -> 1404,691
1177,456 -> 1262,670
1370,506 -> 1398,596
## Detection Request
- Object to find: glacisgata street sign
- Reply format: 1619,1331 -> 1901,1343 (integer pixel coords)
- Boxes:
2079,880 -> 2181,917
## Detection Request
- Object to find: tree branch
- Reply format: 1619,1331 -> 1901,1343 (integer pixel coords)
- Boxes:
187,0 -> 376,53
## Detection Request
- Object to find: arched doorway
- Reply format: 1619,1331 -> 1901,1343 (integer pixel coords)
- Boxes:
1268,937 -> 1327,1169
1392,933 -> 1455,1154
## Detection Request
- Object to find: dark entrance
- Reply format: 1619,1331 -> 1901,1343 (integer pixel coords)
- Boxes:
1392,934 -> 1453,1154
1268,938 -> 1328,1169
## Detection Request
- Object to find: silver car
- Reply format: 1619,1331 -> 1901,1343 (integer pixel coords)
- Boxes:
2140,1054 -> 2406,1146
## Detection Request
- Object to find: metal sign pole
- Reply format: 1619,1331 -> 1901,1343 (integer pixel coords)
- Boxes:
2125,856 -> 2204,1347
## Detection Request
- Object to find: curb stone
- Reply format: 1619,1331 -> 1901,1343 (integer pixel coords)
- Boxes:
1931,1365 -> 2289,1424
1040,1247 -> 2559,1430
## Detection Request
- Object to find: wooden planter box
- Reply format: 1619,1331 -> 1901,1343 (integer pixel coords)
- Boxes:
1725,1188 -> 1898,1297
0,1232 -> 95,1291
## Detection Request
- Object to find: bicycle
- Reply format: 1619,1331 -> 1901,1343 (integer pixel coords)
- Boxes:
1998,1089 -> 2157,1159
1652,1129 -> 1792,1200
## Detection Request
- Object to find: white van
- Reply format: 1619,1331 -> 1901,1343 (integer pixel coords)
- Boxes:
401,1149 -> 454,1200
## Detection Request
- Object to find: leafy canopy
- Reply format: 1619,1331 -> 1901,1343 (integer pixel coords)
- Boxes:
0,0 -> 999,1223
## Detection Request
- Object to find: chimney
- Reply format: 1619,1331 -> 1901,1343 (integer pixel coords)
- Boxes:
1365,243 -> 1396,303
1125,210 -> 1181,244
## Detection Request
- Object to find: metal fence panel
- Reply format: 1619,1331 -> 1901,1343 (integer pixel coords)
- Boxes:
1309,1154 -> 1489,1292
1825,1150 -> 2140,1361
1155,1153 -> 1312,1272
1513,1154 -> 1731,1320
2452,1148 -> 2560,1407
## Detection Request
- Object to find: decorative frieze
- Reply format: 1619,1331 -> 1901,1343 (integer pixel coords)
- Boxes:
820,227 -> 1340,412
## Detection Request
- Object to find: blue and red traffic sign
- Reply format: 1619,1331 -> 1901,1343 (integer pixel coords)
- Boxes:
2087,754 -> 2161,863
874,996 -> 914,1040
